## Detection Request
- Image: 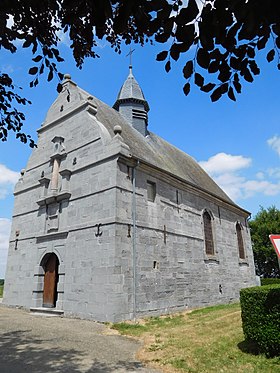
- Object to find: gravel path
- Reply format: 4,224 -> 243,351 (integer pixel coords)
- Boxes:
0,304 -> 161,373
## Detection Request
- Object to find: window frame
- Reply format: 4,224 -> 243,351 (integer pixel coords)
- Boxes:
147,180 -> 156,202
236,222 -> 246,261
203,209 -> 215,257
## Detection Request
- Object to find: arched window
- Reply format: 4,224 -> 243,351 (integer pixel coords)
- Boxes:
236,222 -> 245,259
203,210 -> 214,255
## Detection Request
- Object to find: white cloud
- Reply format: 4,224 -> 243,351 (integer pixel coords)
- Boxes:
0,164 -> 19,201
267,167 -> 280,179
199,152 -> 280,202
0,164 -> 19,184
267,135 -> 280,156
0,218 -> 11,278
256,172 -> 265,180
212,172 -> 245,201
199,152 -> 251,175
242,180 -> 280,198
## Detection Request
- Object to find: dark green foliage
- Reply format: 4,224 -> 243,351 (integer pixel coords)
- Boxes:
249,206 -> 280,278
261,278 -> 280,286
0,279 -> 4,297
240,285 -> 280,357
3,1 -> 280,144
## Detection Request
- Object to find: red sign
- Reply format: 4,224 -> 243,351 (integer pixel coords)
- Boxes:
269,235 -> 280,258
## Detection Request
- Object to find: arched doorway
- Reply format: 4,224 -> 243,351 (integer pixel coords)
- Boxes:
42,253 -> 59,308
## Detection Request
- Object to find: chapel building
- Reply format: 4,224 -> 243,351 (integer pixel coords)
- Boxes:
3,67 -> 257,321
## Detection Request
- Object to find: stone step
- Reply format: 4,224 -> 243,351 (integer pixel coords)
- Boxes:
30,307 -> 64,317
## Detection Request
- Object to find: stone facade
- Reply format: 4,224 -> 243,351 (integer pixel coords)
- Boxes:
3,71 -> 256,322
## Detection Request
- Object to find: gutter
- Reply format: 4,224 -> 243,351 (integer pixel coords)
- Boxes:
132,159 -> 140,321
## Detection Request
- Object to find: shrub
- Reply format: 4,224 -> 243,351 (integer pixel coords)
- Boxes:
261,278 -> 280,286
240,285 -> 280,356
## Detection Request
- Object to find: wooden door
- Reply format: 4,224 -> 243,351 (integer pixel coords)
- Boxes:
43,253 -> 58,308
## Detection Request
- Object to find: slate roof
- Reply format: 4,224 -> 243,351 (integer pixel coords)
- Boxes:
43,75 -> 244,212
93,95 -> 241,209
113,66 -> 150,112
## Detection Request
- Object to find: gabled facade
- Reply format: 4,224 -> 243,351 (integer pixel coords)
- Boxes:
3,70 -> 256,322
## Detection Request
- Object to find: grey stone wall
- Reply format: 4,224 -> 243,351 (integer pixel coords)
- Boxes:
4,79 -> 256,322
4,100 -> 123,321
115,161 -> 256,319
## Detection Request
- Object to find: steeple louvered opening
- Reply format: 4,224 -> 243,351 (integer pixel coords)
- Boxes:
113,65 -> 149,136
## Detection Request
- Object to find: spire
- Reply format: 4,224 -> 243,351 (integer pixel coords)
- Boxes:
113,57 -> 149,136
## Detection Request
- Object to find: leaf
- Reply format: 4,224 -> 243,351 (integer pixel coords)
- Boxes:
29,67 -> 38,75
220,83 -> 228,94
197,48 -> 210,69
47,70 -> 53,82
57,83 -> 63,93
228,87 -> 236,101
183,82 -> 190,96
165,60 -> 171,72
194,73 -> 204,87
176,0 -> 199,25
176,24 -> 195,45
247,47 -> 255,59
208,60 -> 219,73
230,56 -> 241,70
233,80 -> 242,94
170,44 -> 181,61
210,87 -> 222,102
156,51 -> 168,61
249,60 -> 260,75
257,36 -> 268,50
32,41 -> 38,54
201,83 -> 215,93
22,39 -> 32,48
218,67 -> 231,83
183,60 -> 193,79
32,55 -> 43,63
156,3 -> 172,20
244,68 -> 253,83
56,56 -> 65,62
266,49 -> 275,62
155,32 -> 170,43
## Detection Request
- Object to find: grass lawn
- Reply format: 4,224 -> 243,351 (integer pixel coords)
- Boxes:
112,303 -> 280,373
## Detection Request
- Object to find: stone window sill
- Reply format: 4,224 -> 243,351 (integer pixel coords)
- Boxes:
204,255 -> 219,264
239,259 -> 249,266
37,191 -> 71,206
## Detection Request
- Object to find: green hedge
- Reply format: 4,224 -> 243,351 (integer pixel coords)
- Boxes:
240,285 -> 280,356
261,278 -> 280,286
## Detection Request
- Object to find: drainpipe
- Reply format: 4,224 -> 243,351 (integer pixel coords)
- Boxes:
132,159 -> 139,321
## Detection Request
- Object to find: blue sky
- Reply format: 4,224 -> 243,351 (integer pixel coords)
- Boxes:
1,37 -> 280,277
